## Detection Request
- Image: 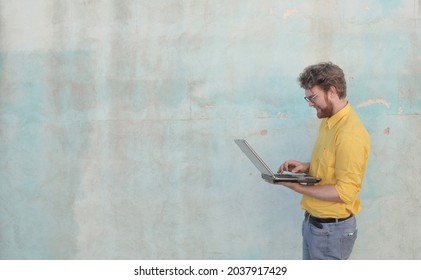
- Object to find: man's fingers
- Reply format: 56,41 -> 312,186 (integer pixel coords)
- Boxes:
292,166 -> 301,173
279,161 -> 302,173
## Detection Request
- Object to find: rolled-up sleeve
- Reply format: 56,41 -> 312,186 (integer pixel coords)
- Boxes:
334,132 -> 370,204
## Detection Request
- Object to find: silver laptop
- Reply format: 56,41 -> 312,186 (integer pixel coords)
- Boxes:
234,139 -> 321,185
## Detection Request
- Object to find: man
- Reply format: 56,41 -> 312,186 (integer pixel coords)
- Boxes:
270,62 -> 370,260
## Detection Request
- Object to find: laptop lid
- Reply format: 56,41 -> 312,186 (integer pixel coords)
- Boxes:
234,139 -> 275,177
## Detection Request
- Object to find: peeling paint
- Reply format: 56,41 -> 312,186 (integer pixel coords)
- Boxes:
283,7 -> 297,19
357,98 -> 391,109
278,112 -> 288,119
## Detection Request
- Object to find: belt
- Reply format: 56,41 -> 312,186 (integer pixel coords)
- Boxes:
305,212 -> 353,229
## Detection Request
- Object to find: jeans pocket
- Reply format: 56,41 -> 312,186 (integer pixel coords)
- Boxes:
309,222 -> 329,236
340,228 -> 358,259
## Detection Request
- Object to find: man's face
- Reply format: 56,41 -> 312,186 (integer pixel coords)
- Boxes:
304,86 -> 334,119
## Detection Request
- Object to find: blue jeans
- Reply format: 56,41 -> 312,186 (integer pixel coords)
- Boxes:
302,213 -> 358,260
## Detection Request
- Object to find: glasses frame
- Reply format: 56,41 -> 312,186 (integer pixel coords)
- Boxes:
304,92 -> 320,103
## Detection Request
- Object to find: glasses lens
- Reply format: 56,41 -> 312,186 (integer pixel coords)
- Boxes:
304,94 -> 317,103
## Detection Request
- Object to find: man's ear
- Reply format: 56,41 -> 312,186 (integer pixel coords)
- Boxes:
328,86 -> 338,99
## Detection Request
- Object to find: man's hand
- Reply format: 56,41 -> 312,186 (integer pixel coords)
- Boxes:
266,180 -> 300,190
278,160 -> 310,174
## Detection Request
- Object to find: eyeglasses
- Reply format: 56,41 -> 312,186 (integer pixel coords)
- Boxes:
304,93 -> 319,103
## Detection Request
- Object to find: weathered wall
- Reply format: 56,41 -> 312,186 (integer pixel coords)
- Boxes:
0,0 -> 420,259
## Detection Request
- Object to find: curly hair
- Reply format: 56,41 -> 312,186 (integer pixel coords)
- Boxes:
298,62 -> 347,99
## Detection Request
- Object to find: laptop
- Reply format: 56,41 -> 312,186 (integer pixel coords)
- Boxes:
234,139 -> 321,185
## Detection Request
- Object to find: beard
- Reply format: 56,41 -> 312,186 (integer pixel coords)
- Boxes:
315,96 -> 335,119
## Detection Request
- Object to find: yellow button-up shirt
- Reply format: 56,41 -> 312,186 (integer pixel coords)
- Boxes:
302,103 -> 370,218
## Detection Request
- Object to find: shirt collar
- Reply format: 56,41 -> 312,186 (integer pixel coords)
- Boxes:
326,102 -> 351,130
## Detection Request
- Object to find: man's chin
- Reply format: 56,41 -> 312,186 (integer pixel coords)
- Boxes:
315,109 -> 323,118
316,109 -> 328,119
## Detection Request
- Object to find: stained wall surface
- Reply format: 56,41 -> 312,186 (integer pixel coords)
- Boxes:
0,0 -> 420,259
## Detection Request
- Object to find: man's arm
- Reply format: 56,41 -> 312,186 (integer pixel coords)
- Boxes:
271,181 -> 344,203
275,160 -> 343,202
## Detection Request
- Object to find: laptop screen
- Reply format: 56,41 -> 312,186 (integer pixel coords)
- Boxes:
234,139 -> 275,177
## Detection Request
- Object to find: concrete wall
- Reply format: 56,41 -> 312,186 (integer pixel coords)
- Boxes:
0,0 -> 420,259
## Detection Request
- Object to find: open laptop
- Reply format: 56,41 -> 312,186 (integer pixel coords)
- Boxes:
234,139 -> 321,185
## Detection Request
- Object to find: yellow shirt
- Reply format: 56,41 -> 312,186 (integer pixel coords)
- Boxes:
302,103 -> 370,218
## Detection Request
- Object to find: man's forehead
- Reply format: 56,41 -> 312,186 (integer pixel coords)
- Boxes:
305,89 -> 313,96
305,86 -> 321,96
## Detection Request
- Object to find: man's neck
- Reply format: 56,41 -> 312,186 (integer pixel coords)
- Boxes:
332,99 -> 348,116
